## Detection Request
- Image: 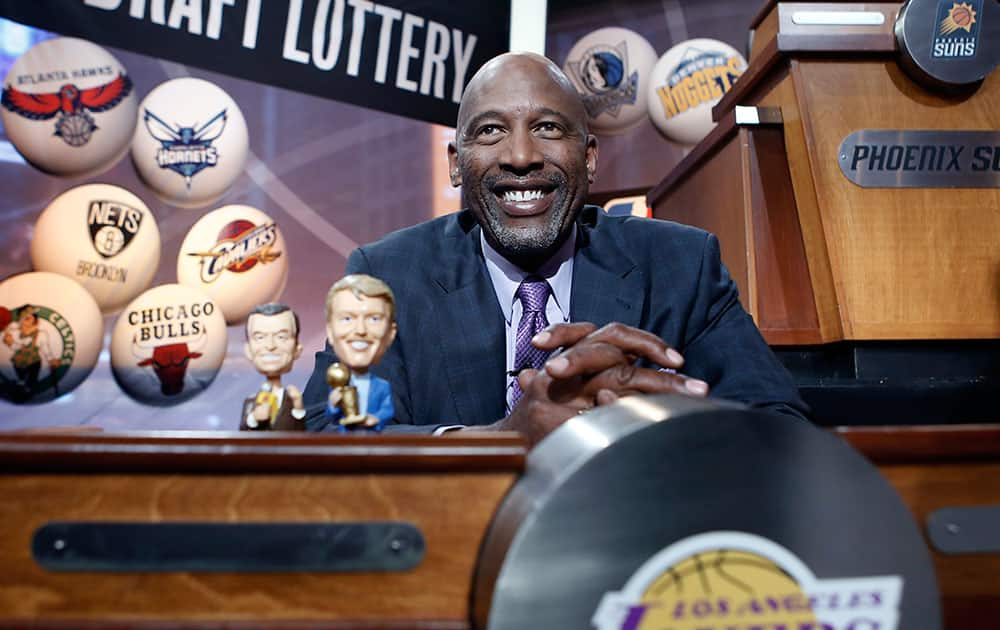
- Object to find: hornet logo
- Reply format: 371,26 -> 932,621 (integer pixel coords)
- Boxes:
144,108 -> 227,189
566,42 -> 639,119
1,73 -> 132,147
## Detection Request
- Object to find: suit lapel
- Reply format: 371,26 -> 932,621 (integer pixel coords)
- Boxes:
433,220 -> 507,425
571,211 -> 644,329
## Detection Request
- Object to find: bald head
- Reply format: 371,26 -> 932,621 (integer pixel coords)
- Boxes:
447,52 -> 598,271
457,52 -> 590,137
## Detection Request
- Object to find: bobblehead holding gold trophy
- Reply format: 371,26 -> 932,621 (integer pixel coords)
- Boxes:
309,274 -> 397,433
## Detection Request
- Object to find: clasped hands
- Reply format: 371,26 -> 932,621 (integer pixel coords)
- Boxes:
492,322 -> 708,447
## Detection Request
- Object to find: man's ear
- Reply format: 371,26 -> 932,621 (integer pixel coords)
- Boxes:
586,134 -> 598,184
447,141 -> 461,187
243,342 -> 253,363
293,342 -> 303,361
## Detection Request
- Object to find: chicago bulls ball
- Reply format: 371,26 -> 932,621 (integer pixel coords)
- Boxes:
1,37 -> 137,177
110,283 -> 226,405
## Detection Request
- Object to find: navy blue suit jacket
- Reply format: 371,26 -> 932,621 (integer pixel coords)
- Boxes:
303,206 -> 809,427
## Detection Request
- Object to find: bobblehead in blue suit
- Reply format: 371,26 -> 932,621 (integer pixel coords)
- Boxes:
306,274 -> 397,433
303,52 -> 808,444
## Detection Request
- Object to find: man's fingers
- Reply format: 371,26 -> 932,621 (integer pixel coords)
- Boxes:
531,322 -> 597,350
543,340 -> 631,379
581,365 -> 709,398
583,322 -> 684,369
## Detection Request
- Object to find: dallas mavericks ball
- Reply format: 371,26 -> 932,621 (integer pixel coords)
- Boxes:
0,272 -> 103,404
563,27 -> 658,135
647,39 -> 747,145
110,283 -> 227,406
31,184 -> 161,314
131,77 -> 249,209
0,37 -> 137,176
176,205 -> 289,324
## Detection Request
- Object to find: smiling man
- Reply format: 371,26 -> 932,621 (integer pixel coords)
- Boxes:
303,52 -> 808,445
307,274 -> 397,433
241,302 -> 305,431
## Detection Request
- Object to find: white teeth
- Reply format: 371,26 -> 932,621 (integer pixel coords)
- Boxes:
502,189 -> 544,202
350,341 -> 371,350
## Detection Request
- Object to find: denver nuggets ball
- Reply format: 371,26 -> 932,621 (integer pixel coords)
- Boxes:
563,27 -> 657,135
1,37 -> 137,176
31,184 -> 161,314
647,39 -> 747,145
110,283 -> 227,406
176,205 -> 288,324
131,78 -> 248,209
0,272 -> 102,404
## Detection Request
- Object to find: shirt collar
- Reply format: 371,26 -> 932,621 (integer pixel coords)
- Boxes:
481,225 -> 576,324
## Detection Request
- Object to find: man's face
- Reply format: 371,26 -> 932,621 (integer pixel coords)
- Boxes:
244,310 -> 302,378
19,310 -> 37,335
449,56 -> 597,269
327,290 -> 396,373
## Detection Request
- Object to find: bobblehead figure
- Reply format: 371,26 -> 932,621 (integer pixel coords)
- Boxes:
318,274 -> 396,432
240,302 -> 305,431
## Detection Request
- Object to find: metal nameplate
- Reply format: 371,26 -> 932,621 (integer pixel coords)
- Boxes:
838,129 -> 1000,188
32,521 -> 424,572
927,506 -> 1000,554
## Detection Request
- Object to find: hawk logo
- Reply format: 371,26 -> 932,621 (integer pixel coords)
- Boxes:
186,220 -> 281,284
143,108 -> 227,189
87,200 -> 144,258
932,1 -> 982,57
0,304 -> 74,403
566,42 -> 640,119
1,73 -> 133,147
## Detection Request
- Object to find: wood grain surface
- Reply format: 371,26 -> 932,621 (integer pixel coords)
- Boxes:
0,434 -> 524,627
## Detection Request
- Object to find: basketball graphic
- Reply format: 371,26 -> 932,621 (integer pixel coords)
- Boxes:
592,531 -> 903,630
0,37 -> 136,176
31,184 -> 161,314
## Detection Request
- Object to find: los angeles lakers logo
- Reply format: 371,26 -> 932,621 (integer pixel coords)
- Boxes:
87,199 -> 144,258
0,304 -> 74,403
186,220 -> 281,284
592,532 -> 902,630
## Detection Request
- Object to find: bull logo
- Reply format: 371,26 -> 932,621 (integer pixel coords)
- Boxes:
1,73 -> 133,147
143,108 -> 226,189
131,329 -> 206,396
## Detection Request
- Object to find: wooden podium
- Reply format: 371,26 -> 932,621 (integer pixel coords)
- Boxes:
0,424 -> 998,628
647,0 -> 999,345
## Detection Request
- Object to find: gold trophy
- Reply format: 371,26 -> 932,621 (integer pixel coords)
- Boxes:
326,362 -> 367,426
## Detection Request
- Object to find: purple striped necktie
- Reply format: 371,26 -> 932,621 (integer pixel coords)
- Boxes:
511,276 -> 552,408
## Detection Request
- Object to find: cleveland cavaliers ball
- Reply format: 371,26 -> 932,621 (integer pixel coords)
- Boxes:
31,184 -> 161,314
176,205 -> 289,324
130,77 -> 248,209
563,27 -> 658,135
1,37 -> 137,177
647,38 -> 747,146
110,283 -> 227,406
0,272 -> 103,404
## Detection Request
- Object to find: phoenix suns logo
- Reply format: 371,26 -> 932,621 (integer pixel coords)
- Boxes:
143,108 -> 226,188
186,220 -> 281,283
566,42 -> 640,119
932,1 -> 982,58
87,199 -> 144,258
0,304 -> 74,402
592,532 -> 902,630
1,73 -> 132,147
